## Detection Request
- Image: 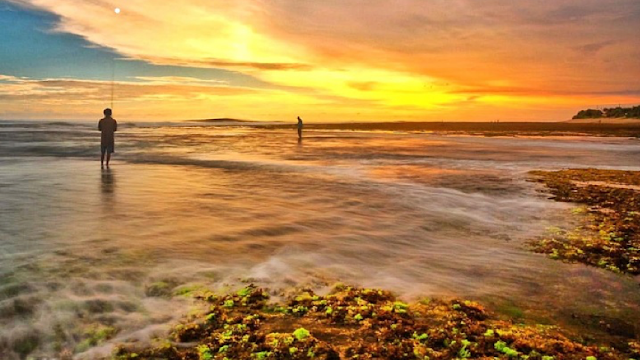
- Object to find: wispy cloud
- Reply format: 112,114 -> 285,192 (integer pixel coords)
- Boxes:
0,75 -> 251,100
131,76 -> 229,85
0,73 -> 402,120
573,41 -> 617,55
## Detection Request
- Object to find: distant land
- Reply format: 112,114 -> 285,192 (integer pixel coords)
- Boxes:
566,118 -> 640,124
571,106 -> 640,121
187,114 -> 640,137
189,118 -> 251,123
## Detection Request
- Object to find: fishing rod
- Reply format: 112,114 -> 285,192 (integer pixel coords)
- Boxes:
110,7 -> 120,110
110,57 -> 115,110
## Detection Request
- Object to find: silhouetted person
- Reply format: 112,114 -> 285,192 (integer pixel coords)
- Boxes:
297,116 -> 303,139
99,108 -> 118,168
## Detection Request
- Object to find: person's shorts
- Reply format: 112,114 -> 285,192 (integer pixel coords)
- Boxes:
101,143 -> 115,154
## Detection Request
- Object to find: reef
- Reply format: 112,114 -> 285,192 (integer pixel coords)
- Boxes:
113,285 -> 639,359
529,169 -> 640,275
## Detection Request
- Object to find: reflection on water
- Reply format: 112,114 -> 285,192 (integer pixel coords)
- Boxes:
0,123 -> 639,359
101,168 -> 116,195
101,168 -> 116,218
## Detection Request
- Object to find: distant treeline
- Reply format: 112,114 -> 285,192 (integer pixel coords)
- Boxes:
573,106 -> 640,119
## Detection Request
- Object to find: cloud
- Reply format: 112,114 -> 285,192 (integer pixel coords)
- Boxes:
0,74 -> 264,118
198,60 -> 312,71
0,75 -> 29,82
573,41 -> 616,55
0,73 -> 412,121
347,81 -> 378,92
5,0 -> 640,120
129,56 -> 313,72
131,76 -> 229,85
0,75 -> 253,101
452,85 -> 640,97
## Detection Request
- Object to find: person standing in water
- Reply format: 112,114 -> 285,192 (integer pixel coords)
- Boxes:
98,108 -> 118,168
297,116 -> 303,139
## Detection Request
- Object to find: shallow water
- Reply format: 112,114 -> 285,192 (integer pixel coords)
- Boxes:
1,121 -> 640,359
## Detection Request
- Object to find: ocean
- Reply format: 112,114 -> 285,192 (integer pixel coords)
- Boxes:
1,120 -> 639,359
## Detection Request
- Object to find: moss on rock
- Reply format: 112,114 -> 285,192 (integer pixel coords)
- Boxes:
113,285 -> 635,359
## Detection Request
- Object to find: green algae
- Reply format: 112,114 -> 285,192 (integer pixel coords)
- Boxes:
174,284 -> 207,297
494,301 -> 525,321
529,169 -> 640,275
75,325 -> 117,352
145,280 -> 176,298
293,328 -> 310,341
197,344 -> 213,360
13,333 -> 40,358
113,285 -> 637,360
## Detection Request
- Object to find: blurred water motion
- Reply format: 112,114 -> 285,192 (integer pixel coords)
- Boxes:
1,121 -> 639,358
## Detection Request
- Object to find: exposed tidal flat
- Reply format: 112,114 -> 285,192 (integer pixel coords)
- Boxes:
1,121 -> 640,359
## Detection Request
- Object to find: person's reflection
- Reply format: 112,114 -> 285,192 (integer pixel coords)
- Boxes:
101,168 -> 116,200
297,136 -> 303,147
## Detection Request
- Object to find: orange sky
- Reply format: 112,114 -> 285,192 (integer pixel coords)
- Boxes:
2,0 -> 640,121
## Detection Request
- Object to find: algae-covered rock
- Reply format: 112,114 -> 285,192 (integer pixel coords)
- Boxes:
113,285 -> 634,360
529,169 -> 640,275
144,280 -> 176,298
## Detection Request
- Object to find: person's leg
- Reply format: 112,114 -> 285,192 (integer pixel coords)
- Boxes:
101,147 -> 106,168
106,145 -> 112,167
298,129 -> 302,139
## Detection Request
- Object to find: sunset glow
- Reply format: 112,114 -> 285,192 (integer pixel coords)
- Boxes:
1,0 -> 639,121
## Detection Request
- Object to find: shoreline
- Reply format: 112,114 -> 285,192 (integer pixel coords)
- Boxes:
264,122 -> 640,138
565,118 -> 640,124
3,119 -> 640,137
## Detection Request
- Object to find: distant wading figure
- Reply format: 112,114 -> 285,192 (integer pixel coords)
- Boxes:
99,108 -> 118,168
297,116 -> 303,139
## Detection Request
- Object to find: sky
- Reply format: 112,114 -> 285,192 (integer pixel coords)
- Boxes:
1,0 -> 639,122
